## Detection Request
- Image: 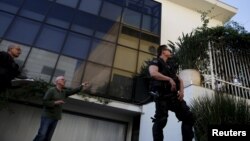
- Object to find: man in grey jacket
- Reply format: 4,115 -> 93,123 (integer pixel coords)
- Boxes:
33,76 -> 89,141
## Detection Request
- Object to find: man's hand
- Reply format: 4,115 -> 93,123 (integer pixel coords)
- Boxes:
82,82 -> 89,87
177,90 -> 184,101
82,82 -> 90,89
168,78 -> 176,91
54,100 -> 65,105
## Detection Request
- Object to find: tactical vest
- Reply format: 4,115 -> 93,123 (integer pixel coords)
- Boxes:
149,57 -> 180,95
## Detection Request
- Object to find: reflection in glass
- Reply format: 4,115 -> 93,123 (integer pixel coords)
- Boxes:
139,32 -> 159,54
122,8 -> 141,28
100,1 -> 122,22
6,17 -> 40,45
126,0 -> 143,12
118,25 -> 139,49
137,52 -> 154,73
88,39 -> 115,66
20,0 -> 51,21
82,62 -> 111,95
71,11 -> 97,36
95,17 -> 119,42
144,0 -> 161,17
114,46 -> 137,72
79,0 -> 101,15
142,15 -> 160,35
109,69 -> 133,100
52,55 -> 85,87
46,4 -> 75,28
105,0 -> 125,7
0,12 -> 14,37
56,0 -> 79,8
35,25 -> 66,53
0,0 -> 23,14
23,48 -> 58,82
62,32 -> 91,59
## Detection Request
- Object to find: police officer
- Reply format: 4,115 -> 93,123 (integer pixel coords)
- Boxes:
148,45 -> 195,141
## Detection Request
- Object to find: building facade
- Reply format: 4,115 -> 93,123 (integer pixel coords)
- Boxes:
0,0 -> 236,141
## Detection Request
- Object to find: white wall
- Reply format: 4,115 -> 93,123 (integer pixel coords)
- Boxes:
155,0 -> 223,44
0,103 -> 128,141
139,85 -> 214,141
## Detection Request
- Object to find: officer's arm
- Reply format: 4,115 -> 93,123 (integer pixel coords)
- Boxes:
149,65 -> 175,83
149,65 -> 176,91
178,77 -> 184,92
177,77 -> 184,101
65,85 -> 83,97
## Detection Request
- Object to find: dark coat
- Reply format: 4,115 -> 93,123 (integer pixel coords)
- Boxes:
0,51 -> 20,88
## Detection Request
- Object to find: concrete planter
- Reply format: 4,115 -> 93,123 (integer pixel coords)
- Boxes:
179,69 -> 201,87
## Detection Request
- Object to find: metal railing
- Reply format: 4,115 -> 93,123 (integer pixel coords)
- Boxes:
202,42 -> 250,99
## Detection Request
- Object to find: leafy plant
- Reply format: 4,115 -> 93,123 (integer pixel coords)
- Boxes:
168,31 -> 210,72
0,80 -> 53,110
0,79 -> 110,111
169,18 -> 250,74
190,92 -> 250,141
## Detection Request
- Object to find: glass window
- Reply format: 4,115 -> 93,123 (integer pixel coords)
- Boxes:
105,0 -> 126,7
122,8 -> 141,28
126,0 -> 143,13
56,0 -> 79,8
137,52 -> 154,73
35,25 -> 66,53
79,0 -> 101,15
23,48 -> 58,82
95,17 -> 119,42
6,17 -> 40,45
0,12 -> 14,37
142,15 -> 160,35
100,1 -> 122,22
46,4 -> 75,28
0,0 -> 23,14
62,32 -> 91,59
20,0 -> 51,21
118,25 -> 139,49
114,46 -> 137,72
88,39 -> 115,66
108,69 -> 133,100
71,11 -> 97,36
139,32 -> 159,54
144,0 -> 161,17
52,55 -> 85,87
82,62 -> 111,95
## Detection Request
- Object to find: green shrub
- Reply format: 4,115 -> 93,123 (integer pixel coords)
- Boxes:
190,92 -> 250,141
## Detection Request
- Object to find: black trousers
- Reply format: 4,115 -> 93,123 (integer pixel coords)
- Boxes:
152,94 -> 195,141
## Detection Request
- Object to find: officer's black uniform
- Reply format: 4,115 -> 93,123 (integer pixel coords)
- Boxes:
149,57 -> 195,141
0,51 -> 20,93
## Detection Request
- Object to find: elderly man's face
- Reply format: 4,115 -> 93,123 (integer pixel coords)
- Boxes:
56,77 -> 66,87
10,46 -> 21,58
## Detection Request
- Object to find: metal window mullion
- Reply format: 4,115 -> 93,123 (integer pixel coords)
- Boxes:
49,0 -> 84,83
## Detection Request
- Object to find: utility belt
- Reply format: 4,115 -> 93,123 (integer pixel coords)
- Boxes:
149,78 -> 180,98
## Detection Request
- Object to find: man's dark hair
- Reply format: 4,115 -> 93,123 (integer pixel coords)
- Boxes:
157,45 -> 168,58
